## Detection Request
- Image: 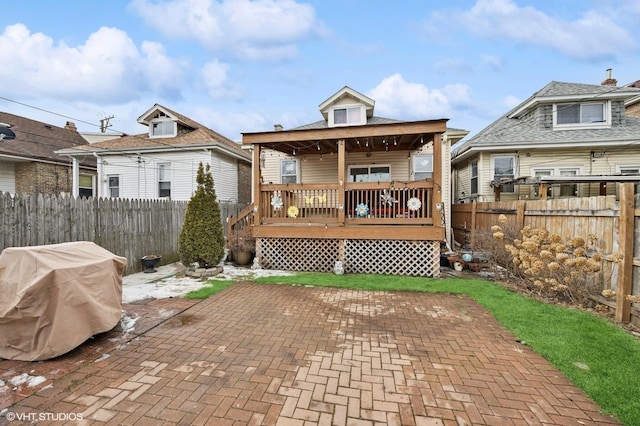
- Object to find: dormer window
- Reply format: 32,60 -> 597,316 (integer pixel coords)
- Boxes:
150,118 -> 176,137
329,105 -> 365,127
554,102 -> 609,129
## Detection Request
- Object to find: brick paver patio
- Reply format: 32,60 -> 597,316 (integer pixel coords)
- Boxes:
2,282 -> 620,425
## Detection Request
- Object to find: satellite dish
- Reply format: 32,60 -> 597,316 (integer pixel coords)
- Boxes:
0,123 -> 16,140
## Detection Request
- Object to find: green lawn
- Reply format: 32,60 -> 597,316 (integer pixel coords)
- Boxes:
245,273 -> 640,426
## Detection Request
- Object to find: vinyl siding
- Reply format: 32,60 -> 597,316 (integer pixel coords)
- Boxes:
98,150 -> 238,201
461,147 -> 640,201
0,161 -> 16,194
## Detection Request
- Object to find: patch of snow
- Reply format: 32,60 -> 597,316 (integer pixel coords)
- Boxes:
9,373 -> 46,388
94,353 -> 111,363
121,263 -> 294,303
120,312 -> 139,333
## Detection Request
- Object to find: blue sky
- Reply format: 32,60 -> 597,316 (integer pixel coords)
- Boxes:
1,0 -> 639,142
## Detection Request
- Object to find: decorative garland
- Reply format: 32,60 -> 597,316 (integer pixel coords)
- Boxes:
287,205 -> 299,218
407,197 -> 422,211
355,203 -> 369,217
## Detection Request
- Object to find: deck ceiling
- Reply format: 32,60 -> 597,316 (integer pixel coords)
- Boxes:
242,120 -> 448,156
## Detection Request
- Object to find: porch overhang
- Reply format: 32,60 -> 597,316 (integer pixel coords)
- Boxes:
242,119 -> 448,155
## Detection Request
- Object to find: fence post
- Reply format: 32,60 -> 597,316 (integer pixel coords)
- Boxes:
615,183 -> 634,323
517,200 -> 526,229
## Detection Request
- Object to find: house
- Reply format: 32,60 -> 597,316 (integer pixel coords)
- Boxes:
238,86 -> 468,277
0,112 -> 96,196
451,71 -> 640,202
57,104 -> 252,203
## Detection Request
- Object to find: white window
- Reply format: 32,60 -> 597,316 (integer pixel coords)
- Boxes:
412,154 -> 433,180
559,169 -> 578,197
533,169 -> 552,198
79,174 -> 94,198
108,175 -> 120,198
492,156 -> 515,193
617,165 -> 640,193
532,167 -> 580,198
158,163 -> 171,198
470,161 -> 478,194
329,105 -> 365,127
348,165 -> 390,182
280,159 -> 299,184
554,102 -> 609,128
150,119 -> 176,137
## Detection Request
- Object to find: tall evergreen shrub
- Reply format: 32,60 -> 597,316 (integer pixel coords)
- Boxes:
179,162 -> 225,268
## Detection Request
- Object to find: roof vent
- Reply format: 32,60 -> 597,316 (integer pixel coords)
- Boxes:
274,124 -> 283,131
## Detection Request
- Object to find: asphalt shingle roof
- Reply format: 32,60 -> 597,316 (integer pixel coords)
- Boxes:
0,111 -> 95,167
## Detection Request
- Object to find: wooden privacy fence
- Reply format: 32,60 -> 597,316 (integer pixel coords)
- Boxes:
451,183 -> 640,325
0,192 -> 188,275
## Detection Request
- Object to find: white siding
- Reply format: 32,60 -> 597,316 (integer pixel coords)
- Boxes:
0,161 -> 16,194
210,152 -> 239,202
98,150 -> 236,201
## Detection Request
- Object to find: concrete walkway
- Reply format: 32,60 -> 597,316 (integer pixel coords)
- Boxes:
1,281 -> 620,425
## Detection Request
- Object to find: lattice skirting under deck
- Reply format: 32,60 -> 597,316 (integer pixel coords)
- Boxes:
257,238 -> 440,277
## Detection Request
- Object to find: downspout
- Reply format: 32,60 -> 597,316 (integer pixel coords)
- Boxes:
72,157 -> 79,198
94,152 -> 102,198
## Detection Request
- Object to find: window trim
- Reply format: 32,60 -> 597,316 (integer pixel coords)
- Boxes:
78,174 -> 95,198
491,155 -> 516,193
553,101 -> 610,129
108,175 -> 120,198
347,164 -> 391,183
157,162 -> 172,198
280,159 -> 299,184
470,160 -> 478,195
328,104 -> 365,127
149,118 -> 177,138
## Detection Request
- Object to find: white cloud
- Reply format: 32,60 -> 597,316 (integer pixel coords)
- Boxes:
435,58 -> 474,75
502,95 -> 521,110
200,60 -> 244,99
130,0 -> 324,61
0,24 -> 187,103
459,0 -> 634,60
367,74 -> 474,120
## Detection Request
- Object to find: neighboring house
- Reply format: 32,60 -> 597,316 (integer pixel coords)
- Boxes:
239,86 -> 468,277
451,71 -> 640,202
57,104 -> 252,203
0,112 -> 96,196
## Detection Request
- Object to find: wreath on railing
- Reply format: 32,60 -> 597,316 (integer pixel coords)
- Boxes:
271,195 -> 283,210
287,205 -> 299,218
355,203 -> 369,217
407,197 -> 422,211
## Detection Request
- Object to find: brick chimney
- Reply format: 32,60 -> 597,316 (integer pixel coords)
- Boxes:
601,68 -> 617,86
64,121 -> 78,132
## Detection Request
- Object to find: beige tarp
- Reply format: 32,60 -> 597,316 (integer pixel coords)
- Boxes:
0,241 -> 127,361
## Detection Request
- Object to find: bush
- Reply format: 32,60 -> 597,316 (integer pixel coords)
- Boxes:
492,214 -> 607,305
178,162 -> 225,268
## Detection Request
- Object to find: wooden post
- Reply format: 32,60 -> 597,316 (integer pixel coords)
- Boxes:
337,139 -> 346,225
599,181 -> 607,196
615,182 -> 634,323
517,200 -> 526,229
252,144 -> 261,226
539,184 -> 548,200
493,186 -> 500,202
432,133 -> 443,231
470,202 -> 477,247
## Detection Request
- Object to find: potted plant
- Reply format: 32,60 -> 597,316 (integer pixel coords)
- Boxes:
226,226 -> 255,265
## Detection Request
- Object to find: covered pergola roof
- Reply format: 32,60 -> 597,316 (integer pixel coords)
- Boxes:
241,119 -> 448,156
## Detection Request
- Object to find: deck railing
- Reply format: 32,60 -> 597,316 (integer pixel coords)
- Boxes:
258,181 -> 434,226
